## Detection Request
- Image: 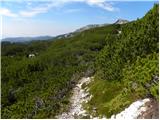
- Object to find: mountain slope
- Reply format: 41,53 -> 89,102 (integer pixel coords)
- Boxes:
75,23 -> 109,32
85,4 -> 159,118
1,4 -> 159,119
114,19 -> 129,24
1,23 -> 121,118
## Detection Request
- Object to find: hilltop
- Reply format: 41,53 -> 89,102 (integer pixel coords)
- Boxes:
114,19 -> 129,24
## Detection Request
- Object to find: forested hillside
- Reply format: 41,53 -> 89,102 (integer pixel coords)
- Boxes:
1,4 -> 159,118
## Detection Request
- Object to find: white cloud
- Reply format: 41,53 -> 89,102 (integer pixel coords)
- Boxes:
1,0 -> 117,18
86,0 -> 116,11
53,0 -> 117,12
19,1 -> 64,17
0,8 -> 18,17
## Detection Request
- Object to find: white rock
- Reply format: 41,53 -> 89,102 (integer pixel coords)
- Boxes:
110,98 -> 151,119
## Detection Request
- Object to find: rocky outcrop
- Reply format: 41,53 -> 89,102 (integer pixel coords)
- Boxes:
111,98 -> 159,119
75,24 -> 109,33
114,19 -> 129,24
137,98 -> 159,119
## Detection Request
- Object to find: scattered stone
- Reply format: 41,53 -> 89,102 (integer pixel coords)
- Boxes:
35,97 -> 43,108
56,77 -> 93,119
56,77 -> 157,119
132,82 -> 138,89
137,98 -> 159,119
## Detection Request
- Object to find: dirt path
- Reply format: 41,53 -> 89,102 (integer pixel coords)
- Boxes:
56,77 -> 92,119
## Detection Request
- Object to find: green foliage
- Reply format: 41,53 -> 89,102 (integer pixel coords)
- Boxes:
95,4 -> 159,81
150,85 -> 159,100
1,22 -> 119,118
1,4 -> 159,118
86,4 -> 159,118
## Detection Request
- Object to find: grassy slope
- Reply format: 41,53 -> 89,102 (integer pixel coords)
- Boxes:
85,4 -> 159,118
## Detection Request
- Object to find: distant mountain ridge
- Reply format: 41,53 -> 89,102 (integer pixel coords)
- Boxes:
75,19 -> 129,33
114,19 -> 129,24
2,36 -> 54,42
2,19 -> 129,42
75,23 -> 109,32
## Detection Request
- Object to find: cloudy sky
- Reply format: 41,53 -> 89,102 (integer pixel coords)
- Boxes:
0,0 -> 158,38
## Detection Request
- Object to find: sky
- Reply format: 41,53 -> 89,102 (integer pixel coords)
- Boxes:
0,0 -> 158,38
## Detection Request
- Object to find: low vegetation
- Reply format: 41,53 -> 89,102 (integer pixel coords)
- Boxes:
1,4 -> 159,118
86,4 -> 159,118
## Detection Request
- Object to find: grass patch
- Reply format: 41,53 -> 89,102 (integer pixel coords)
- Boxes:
85,53 -> 158,118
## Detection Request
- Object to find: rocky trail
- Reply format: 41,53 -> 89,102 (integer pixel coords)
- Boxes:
56,77 -> 93,119
56,77 -> 158,119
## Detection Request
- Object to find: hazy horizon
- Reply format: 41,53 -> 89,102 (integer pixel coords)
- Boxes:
1,19 -> 122,39
1,0 -> 158,38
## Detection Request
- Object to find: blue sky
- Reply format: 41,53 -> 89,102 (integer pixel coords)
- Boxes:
0,0 -> 158,38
